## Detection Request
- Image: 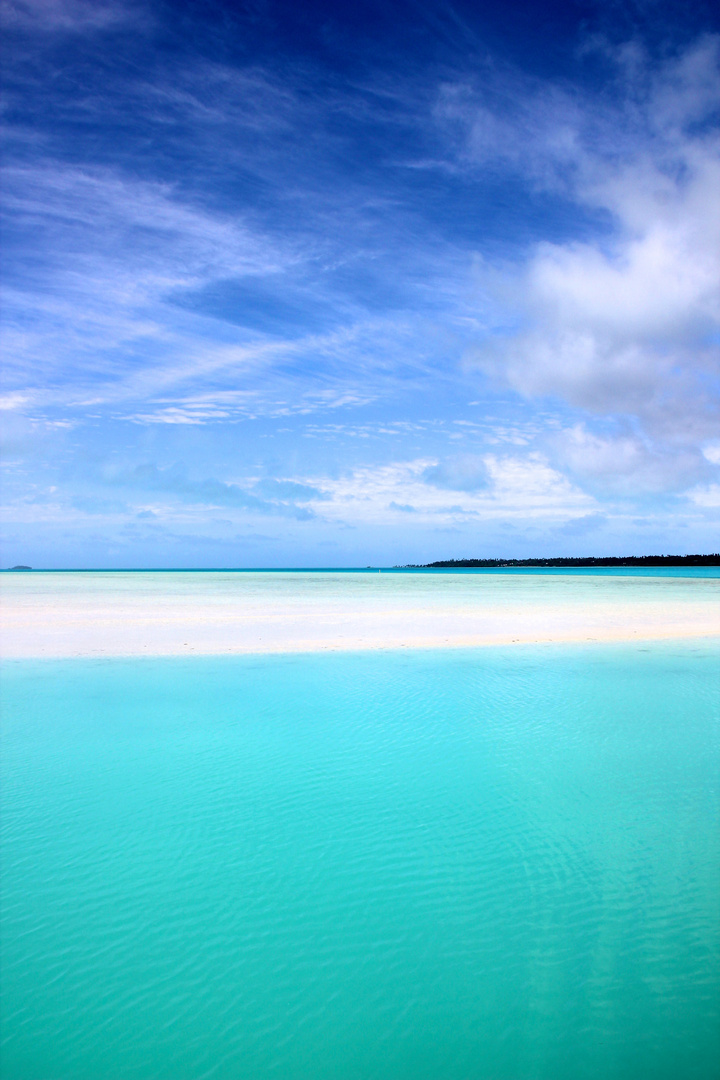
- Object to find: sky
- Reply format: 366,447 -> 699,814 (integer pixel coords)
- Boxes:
1,0 -> 719,567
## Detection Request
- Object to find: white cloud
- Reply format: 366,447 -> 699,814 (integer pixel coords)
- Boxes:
0,392 -> 30,411
685,484 -> 720,508
309,454 -> 595,525
459,39 -> 720,458
476,141 -> 720,430
550,424 -> 708,494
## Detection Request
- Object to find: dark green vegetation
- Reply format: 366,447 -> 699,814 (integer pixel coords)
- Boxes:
415,555 -> 720,568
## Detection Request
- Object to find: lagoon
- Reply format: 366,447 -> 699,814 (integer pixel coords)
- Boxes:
1,572 -> 719,1078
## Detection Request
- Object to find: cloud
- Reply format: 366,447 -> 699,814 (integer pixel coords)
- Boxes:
2,159 -> 444,416
422,454 -> 489,491
559,513 -> 607,537
432,74 -> 585,191
550,424 -> 710,494
462,39 -> 720,449
0,164 -> 299,404
312,454 -> 595,525
103,463 -> 317,520
0,393 -> 30,411
254,478 -> 329,501
483,454 -> 594,513
685,483 -> 720,508
0,0 -> 134,32
0,164 -> 285,299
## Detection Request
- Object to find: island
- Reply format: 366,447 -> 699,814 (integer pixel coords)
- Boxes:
406,554 -> 720,568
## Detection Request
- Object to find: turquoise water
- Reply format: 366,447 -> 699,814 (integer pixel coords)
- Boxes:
7,566 -> 720,575
2,642 -> 719,1079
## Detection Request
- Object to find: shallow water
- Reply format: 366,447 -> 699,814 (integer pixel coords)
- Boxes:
3,568 -> 719,658
2,641 -> 719,1078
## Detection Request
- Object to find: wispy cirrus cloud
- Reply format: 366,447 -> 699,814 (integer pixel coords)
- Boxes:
100,463 -> 323,520
0,0 -> 138,31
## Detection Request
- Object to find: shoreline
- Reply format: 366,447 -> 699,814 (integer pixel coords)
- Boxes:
2,628 -> 719,661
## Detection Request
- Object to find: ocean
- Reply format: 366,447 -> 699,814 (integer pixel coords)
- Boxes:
2,628 -> 719,1079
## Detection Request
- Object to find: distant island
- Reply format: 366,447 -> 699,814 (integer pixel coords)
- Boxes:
8,565 -> 32,571
407,554 -> 720,568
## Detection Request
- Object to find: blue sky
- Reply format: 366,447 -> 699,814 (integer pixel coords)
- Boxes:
1,0 -> 719,567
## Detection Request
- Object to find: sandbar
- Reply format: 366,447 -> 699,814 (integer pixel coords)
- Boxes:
1,570 -> 718,658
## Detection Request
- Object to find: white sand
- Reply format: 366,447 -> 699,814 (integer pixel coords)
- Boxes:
1,570 -> 718,658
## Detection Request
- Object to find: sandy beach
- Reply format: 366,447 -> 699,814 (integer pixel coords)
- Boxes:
1,570 -> 718,658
